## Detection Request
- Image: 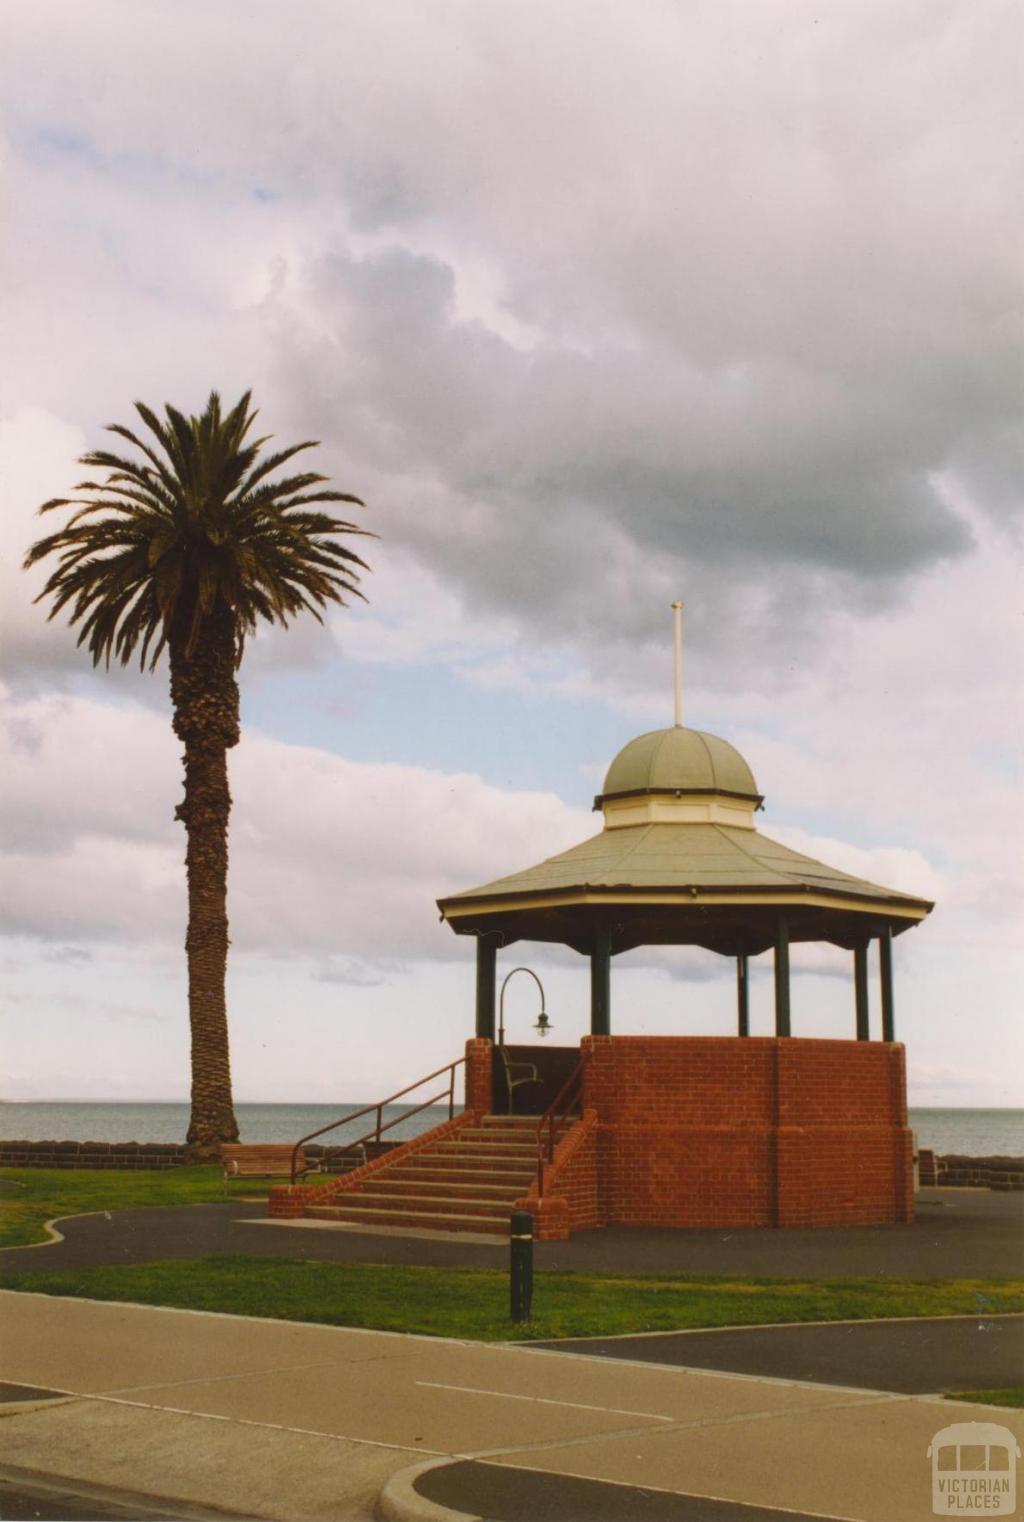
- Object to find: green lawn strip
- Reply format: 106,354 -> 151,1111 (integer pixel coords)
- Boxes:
3,1257 -> 1022,1341
0,1167 -> 262,1249
945,1387 -> 1024,1410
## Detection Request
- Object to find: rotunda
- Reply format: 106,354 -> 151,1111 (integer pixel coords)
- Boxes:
437,703 -> 933,1236
439,722 -> 931,1040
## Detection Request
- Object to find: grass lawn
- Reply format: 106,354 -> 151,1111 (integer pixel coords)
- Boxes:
0,1166 -> 262,1249
3,1256 -> 1023,1342
946,1387 -> 1024,1409
3,1169 -> 1022,1343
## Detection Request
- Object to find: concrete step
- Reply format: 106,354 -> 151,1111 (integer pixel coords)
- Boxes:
472,1121 -> 540,1132
458,1127 -> 541,1142
413,1138 -> 535,1156
407,1168 -> 535,1193
340,1190 -> 510,1219
415,1147 -> 535,1167
385,1165 -> 536,1187
370,1178 -> 525,1201
308,1202 -> 507,1234
480,1115 -> 577,1128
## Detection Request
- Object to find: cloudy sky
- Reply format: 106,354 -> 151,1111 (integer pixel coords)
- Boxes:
1,0 -> 1020,1111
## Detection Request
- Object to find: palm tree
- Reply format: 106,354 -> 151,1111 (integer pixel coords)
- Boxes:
25,392 -> 369,1158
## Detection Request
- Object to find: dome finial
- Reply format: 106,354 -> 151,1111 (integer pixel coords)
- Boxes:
671,601 -> 683,727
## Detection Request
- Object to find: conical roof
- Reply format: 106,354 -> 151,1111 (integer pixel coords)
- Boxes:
438,721 -> 934,955
440,820 -> 923,909
598,727 -> 761,803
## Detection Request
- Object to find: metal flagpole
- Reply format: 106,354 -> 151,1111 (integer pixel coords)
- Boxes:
671,600 -> 683,727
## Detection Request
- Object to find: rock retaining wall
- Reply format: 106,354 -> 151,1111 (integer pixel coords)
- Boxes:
0,1140 -> 187,1169
917,1149 -> 1024,1190
0,1139 -> 399,1171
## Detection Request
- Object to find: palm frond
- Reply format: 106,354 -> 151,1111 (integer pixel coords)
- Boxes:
25,390 -> 369,668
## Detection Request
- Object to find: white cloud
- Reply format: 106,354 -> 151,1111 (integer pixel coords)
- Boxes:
1,1 -> 1020,1106
0,685 -> 590,958
1,410 -> 88,675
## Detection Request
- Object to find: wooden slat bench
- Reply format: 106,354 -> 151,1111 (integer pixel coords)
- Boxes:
220,1144 -> 318,1182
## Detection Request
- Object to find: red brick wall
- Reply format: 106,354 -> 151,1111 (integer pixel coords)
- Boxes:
525,1108 -> 603,1238
775,1124 -> 913,1226
579,1035 -> 912,1230
464,1038 -> 493,1117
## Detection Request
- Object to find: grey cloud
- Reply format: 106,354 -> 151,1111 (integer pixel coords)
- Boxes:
273,240 -> 982,673
3,0 -> 1019,684
314,955 -> 403,987
46,945 -> 93,965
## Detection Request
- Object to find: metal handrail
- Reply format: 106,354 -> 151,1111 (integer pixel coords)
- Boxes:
535,1050 -> 589,1198
289,1057 -> 465,1184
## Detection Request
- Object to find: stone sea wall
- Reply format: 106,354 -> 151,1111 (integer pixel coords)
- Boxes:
917,1150 -> 1024,1190
2,1136 -> 1020,1189
0,1139 -> 397,1170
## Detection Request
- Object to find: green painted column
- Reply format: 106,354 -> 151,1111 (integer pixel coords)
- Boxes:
590,929 -> 611,1035
854,942 -> 870,1041
774,917 -> 791,1037
475,936 -> 497,1040
879,925 -> 895,1042
737,953 -> 750,1037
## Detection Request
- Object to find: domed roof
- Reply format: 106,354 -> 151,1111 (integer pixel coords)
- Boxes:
598,726 -> 761,803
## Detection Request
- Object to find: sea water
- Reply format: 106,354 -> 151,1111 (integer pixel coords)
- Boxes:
0,1101 -> 460,1147
0,1101 -> 1021,1156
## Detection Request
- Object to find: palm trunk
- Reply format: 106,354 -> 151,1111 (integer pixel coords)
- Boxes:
170,604 -> 241,1159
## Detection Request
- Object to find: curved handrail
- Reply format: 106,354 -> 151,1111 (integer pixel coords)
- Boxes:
289,1057 -> 465,1184
535,1049 -> 588,1198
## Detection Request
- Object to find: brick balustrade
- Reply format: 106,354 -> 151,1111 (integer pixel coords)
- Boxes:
488,1034 -> 914,1236
572,1034 -> 913,1230
519,1107 -> 602,1239
463,1037 -> 493,1115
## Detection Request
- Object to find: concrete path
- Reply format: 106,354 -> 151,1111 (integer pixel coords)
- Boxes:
2,1291 -> 1021,1522
3,1188 -> 1021,1279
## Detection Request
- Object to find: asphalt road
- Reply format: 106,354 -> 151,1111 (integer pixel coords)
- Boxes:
416,1460 -> 833,1521
531,1312 -> 1024,1393
0,1477 -> 178,1521
2,1188 -> 1021,1280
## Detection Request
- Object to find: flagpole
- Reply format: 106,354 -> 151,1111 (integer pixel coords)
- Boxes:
671,600 -> 683,727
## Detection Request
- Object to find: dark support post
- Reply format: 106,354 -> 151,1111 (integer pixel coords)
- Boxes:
854,942 -> 870,1041
590,929 -> 611,1035
879,925 -> 895,1043
510,1209 -> 534,1323
774,917 -> 791,1037
737,953 -> 750,1037
475,936 -> 497,1040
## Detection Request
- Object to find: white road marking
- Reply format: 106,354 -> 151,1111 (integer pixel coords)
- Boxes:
415,1379 -> 674,1421
85,1391 -> 449,1457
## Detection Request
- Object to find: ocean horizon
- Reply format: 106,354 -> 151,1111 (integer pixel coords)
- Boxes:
0,1101 -> 1021,1157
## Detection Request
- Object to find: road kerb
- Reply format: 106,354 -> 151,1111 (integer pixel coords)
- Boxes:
376,1457 -> 481,1522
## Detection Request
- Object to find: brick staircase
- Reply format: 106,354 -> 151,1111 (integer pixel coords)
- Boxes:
306,1115 -> 544,1235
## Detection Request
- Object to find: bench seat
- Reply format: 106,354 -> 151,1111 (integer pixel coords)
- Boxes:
220,1144 -> 316,1180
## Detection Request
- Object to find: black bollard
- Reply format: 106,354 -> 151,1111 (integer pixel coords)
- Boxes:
509,1209 -> 534,1324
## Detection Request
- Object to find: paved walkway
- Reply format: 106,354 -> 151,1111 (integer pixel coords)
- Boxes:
3,1292 -> 1024,1522
3,1188 -> 1021,1280
3,1190 -> 1021,1517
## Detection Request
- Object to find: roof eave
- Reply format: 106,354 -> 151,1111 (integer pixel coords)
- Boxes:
437,882 -> 935,916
